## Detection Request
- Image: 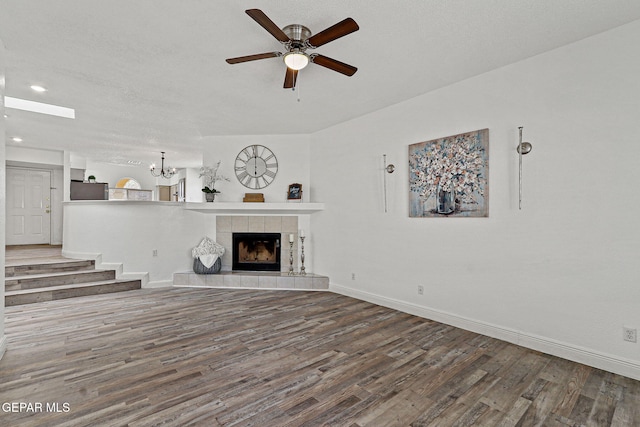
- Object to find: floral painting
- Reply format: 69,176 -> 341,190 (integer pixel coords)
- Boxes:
409,129 -> 489,217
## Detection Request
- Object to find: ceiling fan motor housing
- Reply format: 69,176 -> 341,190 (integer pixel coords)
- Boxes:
283,24 -> 312,44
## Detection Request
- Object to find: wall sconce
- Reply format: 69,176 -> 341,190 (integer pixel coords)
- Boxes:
517,127 -> 533,210
383,154 -> 395,213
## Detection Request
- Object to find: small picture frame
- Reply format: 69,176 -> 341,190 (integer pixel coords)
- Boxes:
287,183 -> 303,202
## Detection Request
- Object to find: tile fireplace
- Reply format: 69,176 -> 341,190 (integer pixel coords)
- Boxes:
174,214 -> 329,290
216,215 -> 298,272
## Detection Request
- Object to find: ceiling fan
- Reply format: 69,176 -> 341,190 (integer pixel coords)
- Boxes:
226,9 -> 359,89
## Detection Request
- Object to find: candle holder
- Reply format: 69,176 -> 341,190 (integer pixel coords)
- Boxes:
299,236 -> 306,276
288,240 -> 295,276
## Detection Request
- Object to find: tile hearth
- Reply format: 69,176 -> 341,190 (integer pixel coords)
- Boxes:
173,271 -> 329,290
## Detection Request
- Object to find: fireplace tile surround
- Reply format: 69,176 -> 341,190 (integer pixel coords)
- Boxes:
216,215 -> 299,273
171,214 -> 329,291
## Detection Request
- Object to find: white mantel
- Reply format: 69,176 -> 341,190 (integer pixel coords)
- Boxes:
183,202 -> 324,215
64,200 -> 325,215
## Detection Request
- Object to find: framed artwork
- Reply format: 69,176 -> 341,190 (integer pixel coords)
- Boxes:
409,129 -> 489,217
287,183 -> 303,201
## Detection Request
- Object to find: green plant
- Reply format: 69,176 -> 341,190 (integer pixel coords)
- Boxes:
201,186 -> 220,194
88,175 -> 96,181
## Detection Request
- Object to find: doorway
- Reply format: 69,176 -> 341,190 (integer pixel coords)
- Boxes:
6,167 -> 52,245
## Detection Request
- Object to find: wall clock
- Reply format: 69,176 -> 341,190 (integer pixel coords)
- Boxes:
234,144 -> 278,189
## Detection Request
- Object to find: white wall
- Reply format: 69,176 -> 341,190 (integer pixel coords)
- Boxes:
5,145 -> 64,166
69,152 -> 86,170
85,160 -> 159,192
6,146 -> 64,166
60,135 -> 312,288
85,161 -> 205,202
310,20 -> 640,379
63,202 -> 207,285
201,134 -> 311,203
0,38 -> 6,360
185,168 -> 202,202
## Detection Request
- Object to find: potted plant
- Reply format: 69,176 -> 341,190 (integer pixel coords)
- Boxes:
202,186 -> 220,202
199,161 -> 229,202
87,175 -> 96,183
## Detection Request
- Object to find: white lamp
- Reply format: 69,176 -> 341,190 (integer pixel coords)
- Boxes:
283,52 -> 309,70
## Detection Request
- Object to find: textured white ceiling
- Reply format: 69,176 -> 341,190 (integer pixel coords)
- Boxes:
2,1 -> 640,167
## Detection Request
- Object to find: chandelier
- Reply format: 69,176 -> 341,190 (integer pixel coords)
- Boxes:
150,151 -> 176,179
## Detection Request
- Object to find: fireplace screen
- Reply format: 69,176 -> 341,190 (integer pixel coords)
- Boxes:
232,233 -> 281,271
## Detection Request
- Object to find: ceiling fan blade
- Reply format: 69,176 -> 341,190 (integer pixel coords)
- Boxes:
306,18 -> 359,48
311,54 -> 358,76
245,9 -> 290,43
284,68 -> 298,89
226,52 -> 282,64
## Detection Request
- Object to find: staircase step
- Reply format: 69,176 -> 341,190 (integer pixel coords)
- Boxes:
5,270 -> 116,292
5,280 -> 142,306
5,259 -> 95,277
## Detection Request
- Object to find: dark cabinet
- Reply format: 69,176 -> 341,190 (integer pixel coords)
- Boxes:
70,181 -> 109,200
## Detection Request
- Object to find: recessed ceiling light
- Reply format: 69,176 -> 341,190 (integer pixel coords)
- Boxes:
12,137 -> 23,143
30,85 -> 47,92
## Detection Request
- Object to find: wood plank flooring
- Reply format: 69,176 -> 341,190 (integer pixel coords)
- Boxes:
5,244 -> 67,265
4,245 -> 141,305
1,287 -> 639,426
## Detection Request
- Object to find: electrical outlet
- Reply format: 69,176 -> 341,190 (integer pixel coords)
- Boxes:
418,285 -> 424,295
623,327 -> 637,343
152,249 -> 158,257
351,273 -> 356,280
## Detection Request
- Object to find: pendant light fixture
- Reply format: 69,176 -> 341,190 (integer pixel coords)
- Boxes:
150,151 -> 176,179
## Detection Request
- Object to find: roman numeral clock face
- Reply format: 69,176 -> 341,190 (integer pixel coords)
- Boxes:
234,145 -> 278,189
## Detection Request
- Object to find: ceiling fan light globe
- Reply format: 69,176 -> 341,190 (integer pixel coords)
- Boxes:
284,52 -> 309,70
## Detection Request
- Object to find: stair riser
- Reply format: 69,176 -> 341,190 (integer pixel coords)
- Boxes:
5,281 -> 142,306
6,271 -> 117,291
5,261 -> 95,277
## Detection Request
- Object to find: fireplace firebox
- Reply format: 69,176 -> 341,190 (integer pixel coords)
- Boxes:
232,233 -> 281,272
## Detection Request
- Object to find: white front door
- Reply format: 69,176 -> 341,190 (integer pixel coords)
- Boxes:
6,168 -> 52,245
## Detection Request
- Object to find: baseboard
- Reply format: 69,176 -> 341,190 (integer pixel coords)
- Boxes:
145,279 -> 172,288
330,284 -> 640,381
61,249 -> 102,264
0,335 -> 7,361
173,284 -> 329,292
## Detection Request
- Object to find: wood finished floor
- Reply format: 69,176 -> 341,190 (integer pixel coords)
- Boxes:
1,287 -> 639,427
5,244 -> 66,266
